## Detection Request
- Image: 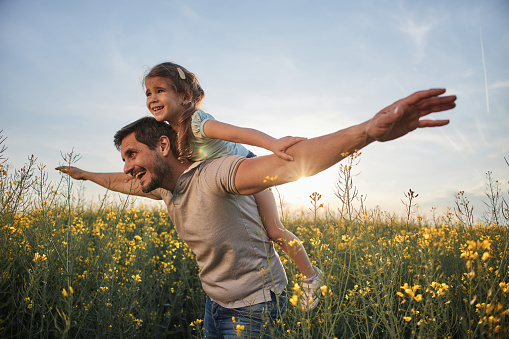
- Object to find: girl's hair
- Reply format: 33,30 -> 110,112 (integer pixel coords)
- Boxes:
144,62 -> 205,162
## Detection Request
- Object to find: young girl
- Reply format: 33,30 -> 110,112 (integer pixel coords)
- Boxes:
144,61 -> 323,310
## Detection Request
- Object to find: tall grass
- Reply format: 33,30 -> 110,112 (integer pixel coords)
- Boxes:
0,142 -> 508,338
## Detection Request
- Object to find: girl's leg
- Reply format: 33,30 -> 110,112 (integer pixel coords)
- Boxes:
253,189 -> 316,279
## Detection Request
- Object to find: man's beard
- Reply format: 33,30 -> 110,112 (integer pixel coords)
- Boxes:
141,154 -> 172,193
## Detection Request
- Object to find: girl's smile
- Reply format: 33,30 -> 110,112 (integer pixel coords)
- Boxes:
145,76 -> 186,127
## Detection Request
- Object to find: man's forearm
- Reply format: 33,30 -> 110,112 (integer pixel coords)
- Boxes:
61,168 -> 157,199
82,172 -> 132,193
284,121 -> 373,181
235,121 -> 373,195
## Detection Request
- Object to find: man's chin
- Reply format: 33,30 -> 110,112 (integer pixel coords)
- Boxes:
141,180 -> 159,193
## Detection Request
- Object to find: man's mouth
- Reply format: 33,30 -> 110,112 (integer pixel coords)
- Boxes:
133,169 -> 147,181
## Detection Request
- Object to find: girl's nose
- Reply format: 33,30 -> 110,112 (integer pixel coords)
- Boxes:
148,94 -> 158,104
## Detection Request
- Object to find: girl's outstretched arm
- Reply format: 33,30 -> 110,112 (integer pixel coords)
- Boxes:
203,120 -> 306,161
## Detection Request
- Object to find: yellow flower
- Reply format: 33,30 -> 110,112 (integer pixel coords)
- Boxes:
132,274 -> 142,282
190,319 -> 203,327
289,294 -> 299,306
236,324 -> 245,337
321,285 -> 328,296
481,252 -> 490,261
293,283 -> 301,293
33,252 -> 47,262
62,288 -> 68,297
414,294 -> 423,302
403,316 -> 412,322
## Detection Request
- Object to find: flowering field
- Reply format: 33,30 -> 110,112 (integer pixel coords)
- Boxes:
1,148 -> 508,338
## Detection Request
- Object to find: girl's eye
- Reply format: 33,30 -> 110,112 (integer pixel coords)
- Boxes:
158,89 -> 164,93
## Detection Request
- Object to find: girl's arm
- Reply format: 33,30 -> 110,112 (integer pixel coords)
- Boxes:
55,166 -> 160,200
203,120 -> 306,161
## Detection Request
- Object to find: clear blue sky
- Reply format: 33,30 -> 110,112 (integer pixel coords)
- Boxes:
1,0 -> 508,220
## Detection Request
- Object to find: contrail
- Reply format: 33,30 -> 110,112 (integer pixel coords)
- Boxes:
480,23 -> 490,114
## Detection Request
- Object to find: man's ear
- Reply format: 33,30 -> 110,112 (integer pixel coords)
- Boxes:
159,135 -> 171,156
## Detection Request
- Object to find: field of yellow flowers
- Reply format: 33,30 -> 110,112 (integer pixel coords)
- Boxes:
1,147 -> 508,338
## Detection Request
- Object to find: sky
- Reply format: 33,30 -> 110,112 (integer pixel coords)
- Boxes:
1,0 -> 508,220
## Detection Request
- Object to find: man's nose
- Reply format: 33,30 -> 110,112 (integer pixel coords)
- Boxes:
124,161 -> 133,175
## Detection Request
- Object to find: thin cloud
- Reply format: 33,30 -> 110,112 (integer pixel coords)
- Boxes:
491,80 -> 509,89
398,18 -> 435,62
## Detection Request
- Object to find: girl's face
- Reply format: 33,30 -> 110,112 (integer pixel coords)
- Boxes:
145,76 -> 186,126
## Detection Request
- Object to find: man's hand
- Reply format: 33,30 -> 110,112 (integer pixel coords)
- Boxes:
366,88 -> 456,142
271,136 -> 307,161
56,166 -> 87,180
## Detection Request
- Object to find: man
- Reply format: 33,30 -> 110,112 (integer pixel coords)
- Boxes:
57,89 -> 456,337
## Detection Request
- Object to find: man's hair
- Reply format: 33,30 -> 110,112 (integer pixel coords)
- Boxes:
114,117 -> 178,157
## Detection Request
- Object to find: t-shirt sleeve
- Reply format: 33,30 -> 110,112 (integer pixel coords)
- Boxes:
201,155 -> 245,195
191,110 -> 216,139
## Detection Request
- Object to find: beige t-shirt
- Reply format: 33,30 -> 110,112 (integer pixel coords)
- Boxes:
152,155 -> 287,308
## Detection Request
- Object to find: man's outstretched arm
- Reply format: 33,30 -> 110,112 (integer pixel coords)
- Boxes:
234,89 -> 456,195
55,166 -> 160,200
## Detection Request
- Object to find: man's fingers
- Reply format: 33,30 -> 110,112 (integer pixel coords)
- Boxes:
415,95 -> 457,117
418,119 -> 450,128
403,88 -> 448,106
56,166 -> 69,174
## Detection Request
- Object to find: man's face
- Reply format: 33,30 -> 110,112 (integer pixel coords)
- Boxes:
121,133 -> 172,193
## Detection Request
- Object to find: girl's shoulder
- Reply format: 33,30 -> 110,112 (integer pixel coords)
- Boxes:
192,109 -> 215,122
191,110 -> 216,138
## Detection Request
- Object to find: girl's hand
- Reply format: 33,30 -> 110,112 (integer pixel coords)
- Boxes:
271,136 -> 307,161
55,166 -> 87,180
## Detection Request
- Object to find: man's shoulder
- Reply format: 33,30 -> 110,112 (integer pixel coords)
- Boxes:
199,155 -> 245,169
193,155 -> 245,194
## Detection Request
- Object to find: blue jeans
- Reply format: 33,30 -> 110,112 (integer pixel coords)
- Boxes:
204,290 -> 287,338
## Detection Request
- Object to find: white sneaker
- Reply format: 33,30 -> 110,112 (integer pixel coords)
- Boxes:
300,266 -> 323,310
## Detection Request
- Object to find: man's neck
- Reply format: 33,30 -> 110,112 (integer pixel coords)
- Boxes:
162,159 -> 193,192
